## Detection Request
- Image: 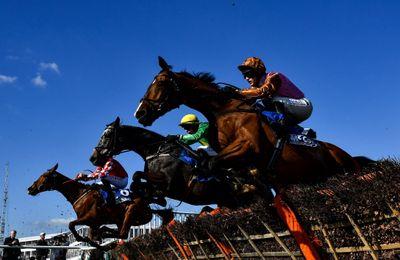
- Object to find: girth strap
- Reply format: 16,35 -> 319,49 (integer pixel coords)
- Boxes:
145,153 -> 171,161
72,189 -> 94,207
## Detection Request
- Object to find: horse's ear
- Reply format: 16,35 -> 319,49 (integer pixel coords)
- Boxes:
158,56 -> 171,71
50,163 -> 58,172
114,117 -> 121,126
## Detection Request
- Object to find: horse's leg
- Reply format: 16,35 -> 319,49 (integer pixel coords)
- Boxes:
151,209 -> 174,225
118,206 -> 135,239
118,203 -> 152,239
68,219 -> 89,242
88,226 -> 101,243
211,139 -> 252,168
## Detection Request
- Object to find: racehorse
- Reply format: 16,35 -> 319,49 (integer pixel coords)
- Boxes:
90,117 -> 264,208
134,57 -> 372,188
27,164 -> 171,248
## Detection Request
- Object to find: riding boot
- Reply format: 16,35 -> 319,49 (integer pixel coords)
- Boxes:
101,180 -> 115,207
152,197 -> 167,207
266,137 -> 286,173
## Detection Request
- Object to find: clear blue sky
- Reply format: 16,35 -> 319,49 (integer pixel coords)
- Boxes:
0,0 -> 399,237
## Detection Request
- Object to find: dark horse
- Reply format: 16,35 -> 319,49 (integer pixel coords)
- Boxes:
27,164 -> 168,248
90,117 -> 261,208
134,57 -> 372,187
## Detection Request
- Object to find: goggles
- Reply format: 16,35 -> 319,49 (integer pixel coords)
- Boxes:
242,69 -> 258,79
181,124 -> 197,131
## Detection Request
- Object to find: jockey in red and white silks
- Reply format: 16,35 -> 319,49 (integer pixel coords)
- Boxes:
77,158 -> 128,189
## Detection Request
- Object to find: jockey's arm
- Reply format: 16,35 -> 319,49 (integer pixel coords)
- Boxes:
179,123 -> 208,145
240,73 -> 281,98
86,160 -> 113,180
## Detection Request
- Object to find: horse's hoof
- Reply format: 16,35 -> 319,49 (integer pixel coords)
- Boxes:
240,184 -> 257,194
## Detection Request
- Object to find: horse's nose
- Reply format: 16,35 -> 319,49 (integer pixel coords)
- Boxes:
89,154 -> 96,164
135,109 -> 146,120
134,101 -> 144,118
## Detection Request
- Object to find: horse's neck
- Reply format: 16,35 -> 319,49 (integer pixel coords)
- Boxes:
178,77 -> 223,122
121,127 -> 164,159
56,175 -> 88,205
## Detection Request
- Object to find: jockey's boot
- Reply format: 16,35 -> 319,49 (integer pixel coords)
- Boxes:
152,197 -> 167,207
101,180 -> 116,207
239,183 -> 257,194
229,177 -> 256,195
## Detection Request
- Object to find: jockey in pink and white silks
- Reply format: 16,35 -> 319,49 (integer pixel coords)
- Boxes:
237,57 -> 313,136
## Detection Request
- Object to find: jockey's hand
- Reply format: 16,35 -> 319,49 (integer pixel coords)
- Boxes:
221,86 -> 243,99
75,173 -> 88,181
166,134 -> 180,142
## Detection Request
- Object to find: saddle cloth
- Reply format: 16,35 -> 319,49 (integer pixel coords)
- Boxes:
100,189 -> 132,204
179,149 -> 198,166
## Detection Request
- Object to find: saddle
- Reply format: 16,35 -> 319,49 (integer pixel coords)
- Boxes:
261,110 -> 319,148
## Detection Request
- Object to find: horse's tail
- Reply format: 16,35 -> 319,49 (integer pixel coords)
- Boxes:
321,142 -> 360,172
151,208 -> 174,225
353,156 -> 376,168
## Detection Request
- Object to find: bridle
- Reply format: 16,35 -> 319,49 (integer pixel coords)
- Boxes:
37,172 -> 73,192
95,125 -> 119,157
95,125 -> 133,158
139,72 -> 182,116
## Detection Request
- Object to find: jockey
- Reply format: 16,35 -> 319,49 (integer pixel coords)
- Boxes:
76,158 -> 128,206
237,57 -> 313,136
177,114 -> 217,156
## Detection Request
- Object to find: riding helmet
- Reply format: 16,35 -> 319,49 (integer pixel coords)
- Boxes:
238,57 -> 266,76
179,114 -> 199,126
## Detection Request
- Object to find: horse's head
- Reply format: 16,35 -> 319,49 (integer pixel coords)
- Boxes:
135,56 -> 181,126
90,117 -> 122,166
28,164 -> 61,196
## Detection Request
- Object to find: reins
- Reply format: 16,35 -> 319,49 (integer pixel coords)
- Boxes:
46,175 -> 94,207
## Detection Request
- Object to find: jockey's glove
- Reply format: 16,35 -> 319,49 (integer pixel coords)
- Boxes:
75,173 -> 87,180
221,86 -> 241,97
165,134 -> 180,142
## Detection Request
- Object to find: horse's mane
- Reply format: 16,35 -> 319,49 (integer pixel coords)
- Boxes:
120,125 -> 166,141
178,71 -> 219,89
178,71 -> 246,103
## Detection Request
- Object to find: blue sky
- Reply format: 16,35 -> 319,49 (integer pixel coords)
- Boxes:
0,0 -> 399,237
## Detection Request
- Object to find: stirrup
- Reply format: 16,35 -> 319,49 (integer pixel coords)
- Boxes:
266,137 -> 286,172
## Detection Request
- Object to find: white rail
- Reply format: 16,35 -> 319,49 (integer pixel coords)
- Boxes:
0,245 -> 97,250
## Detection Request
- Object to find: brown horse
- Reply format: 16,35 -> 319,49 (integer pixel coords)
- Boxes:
27,164 -> 169,248
134,57 -> 371,188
